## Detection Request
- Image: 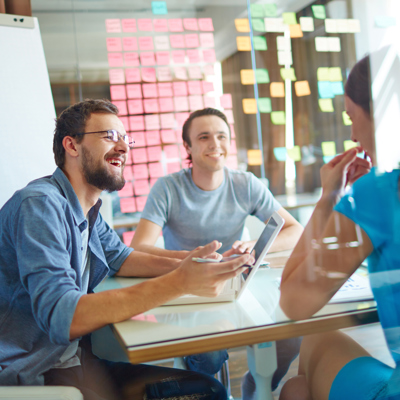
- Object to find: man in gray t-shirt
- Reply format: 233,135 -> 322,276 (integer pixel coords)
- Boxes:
131,108 -> 303,395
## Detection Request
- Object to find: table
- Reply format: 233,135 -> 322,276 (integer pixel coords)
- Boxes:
95,251 -> 378,400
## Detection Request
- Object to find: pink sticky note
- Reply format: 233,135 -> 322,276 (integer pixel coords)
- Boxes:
121,19 -> 136,32
180,145 -> 188,159
198,18 -> 214,31
113,100 -> 127,115
154,35 -> 170,50
147,146 -> 162,162
188,66 -> 202,79
125,68 -> 141,83
120,117 -> 130,132
157,67 -> 172,81
132,148 -> 148,164
123,165 -> 133,181
170,35 -> 185,49
122,37 -> 138,51
153,19 -> 168,32
200,33 -> 215,48
203,96 -> 216,108
134,179 -> 150,195
161,129 -> 176,143
106,37 -> 122,52
135,196 -> 148,212
202,81 -> 214,93
230,139 -> 237,155
203,49 -> 216,63
110,85 -> 127,100
140,52 -> 156,66
220,93 -> 232,109
142,83 -> 158,98
183,18 -> 199,31
133,164 -> 149,180
187,81 -> 202,95
138,19 -> 153,32
132,131 -> 146,147
164,145 -> 179,159
203,64 -> 215,75
175,129 -> 183,143
160,113 -> 175,129
129,115 -> 145,131
174,96 -> 189,112
150,178 -> 158,187
187,50 -> 201,64
143,98 -> 159,114
167,162 -> 181,174
175,112 -> 190,128
127,99 -> 143,115
105,19 -> 121,33
145,131 -> 161,146
158,97 -> 174,112
189,95 -> 204,111
109,69 -> 125,84
225,109 -> 234,123
174,66 -> 188,80
117,181 -> 133,197
124,52 -> 139,66
229,124 -> 235,138
126,84 -> 142,99
158,82 -> 173,97
171,50 -> 186,64
122,230 -> 135,245
141,68 -> 157,82
139,36 -> 154,51
120,198 -> 136,214
185,34 -> 200,48
168,18 -> 184,32
145,114 -> 160,130
148,162 -> 164,178
108,53 -> 123,67
226,155 -> 238,169
173,81 -> 188,96
156,51 -> 170,65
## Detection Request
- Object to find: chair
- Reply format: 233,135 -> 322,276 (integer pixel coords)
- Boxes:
0,386 -> 83,399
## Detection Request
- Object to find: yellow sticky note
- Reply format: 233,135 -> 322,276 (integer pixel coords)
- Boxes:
319,99 -> 334,112
271,111 -> 286,125
280,68 -> 297,81
247,149 -> 263,166
236,36 -> 252,51
270,82 -> 285,97
343,111 -> 352,126
289,24 -> 303,38
235,18 -> 250,32
287,146 -> 301,161
294,80 -> 311,97
317,67 -> 330,81
242,98 -> 258,114
344,140 -> 357,151
321,141 -> 337,156
240,69 -> 255,85
329,67 -> 343,81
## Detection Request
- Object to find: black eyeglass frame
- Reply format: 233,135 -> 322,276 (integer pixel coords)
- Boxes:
72,130 -> 135,148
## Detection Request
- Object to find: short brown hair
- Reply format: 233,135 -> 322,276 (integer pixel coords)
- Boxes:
182,108 -> 231,162
53,99 -> 118,168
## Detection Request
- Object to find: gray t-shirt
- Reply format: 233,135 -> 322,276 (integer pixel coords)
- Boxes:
141,167 -> 281,254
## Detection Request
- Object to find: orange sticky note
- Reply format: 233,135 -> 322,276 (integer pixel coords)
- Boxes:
242,98 -> 258,114
235,18 -> 250,32
289,24 -> 303,38
247,150 -> 262,166
240,69 -> 255,85
145,130 -> 161,146
294,81 -> 311,97
237,36 -> 252,51
159,97 -> 174,112
270,82 -> 285,97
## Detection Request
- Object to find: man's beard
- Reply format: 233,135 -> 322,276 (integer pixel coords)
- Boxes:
81,146 -> 125,192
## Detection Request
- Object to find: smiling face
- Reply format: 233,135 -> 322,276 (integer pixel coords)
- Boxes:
184,115 -> 230,173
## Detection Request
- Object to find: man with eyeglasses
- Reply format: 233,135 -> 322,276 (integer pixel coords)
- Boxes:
0,99 -> 251,399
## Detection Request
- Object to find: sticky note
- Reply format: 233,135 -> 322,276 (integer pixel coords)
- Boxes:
154,35 -> 170,50
139,36 -> 154,50
253,36 -> 268,50
145,131 -> 161,146
242,98 -> 258,114
109,69 -> 125,84
127,99 -> 143,115
329,67 -> 343,81
106,38 -> 122,52
315,37 -> 329,52
187,50 -> 201,64
375,16 -> 396,28
198,18 -> 214,31
185,33 -> 200,48
287,146 -> 301,161
123,165 -> 133,180
119,117 -> 130,132
161,129 -> 176,143
220,94 -> 233,109
164,145 -> 180,159
148,162 -> 164,178
319,98 -> 334,112
138,18 -> 153,32
167,162 -> 181,174
188,65 -> 202,79
294,81 -> 311,97
135,196 -> 148,212
120,198 -> 136,214
202,81 -> 214,93
147,146 -> 162,162
282,12 -> 297,25
224,109 -> 235,123
203,64 -> 215,75
312,5 -> 326,19
157,67 -> 172,82
183,18 -> 199,31
200,33 -> 214,48
123,52 -> 139,66
321,141 -> 337,156
317,67 -> 330,81
120,19 -> 136,34
264,4 -> 277,17
105,19 -> 121,33
347,19 -> 361,33
258,97 -> 272,113
343,140 -> 356,151
156,51 -> 170,65
108,53 -> 123,67
143,99 -> 159,114
299,16 -> 314,32
134,180 -> 150,196
188,80 -> 202,95
331,81 -> 344,96
171,50 -> 186,64
174,66 -> 188,80
175,112 -> 191,128
277,36 -> 291,51
170,34 -> 185,48
140,52 -> 156,66
125,83 -> 141,98
235,18 -> 250,32
273,147 -> 287,161
318,82 -> 334,98
122,37 -> 138,51
158,82 -> 173,97
145,114 -> 160,131
252,19 -> 265,32
280,68 -> 296,81
203,49 -> 216,62
159,97 -> 174,112
270,82 -> 285,97
133,164 -> 149,180
113,100 -> 127,115
160,113 -> 175,129
203,96 -> 216,108
173,81 -> 188,96
237,36 -> 252,51
265,18 -> 285,32
110,85 -> 126,100
329,37 -> 341,52
174,96 -> 189,111
142,83 -> 158,98
250,4 -> 264,18
271,111 -> 286,125
343,111 -> 352,126
129,116 -> 145,131
141,68 -> 157,82
278,51 -> 293,66
254,69 -> 269,83
325,19 -> 337,33
168,18 -> 184,32
247,150 -> 263,166
152,1 -> 168,15
132,132 -> 146,147
290,24 -> 303,38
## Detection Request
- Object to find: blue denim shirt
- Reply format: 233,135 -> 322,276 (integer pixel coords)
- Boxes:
0,168 -> 133,385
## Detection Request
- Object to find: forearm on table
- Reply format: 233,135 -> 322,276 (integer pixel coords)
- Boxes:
131,243 -> 189,260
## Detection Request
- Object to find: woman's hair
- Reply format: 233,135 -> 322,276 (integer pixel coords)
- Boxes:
345,55 -> 371,115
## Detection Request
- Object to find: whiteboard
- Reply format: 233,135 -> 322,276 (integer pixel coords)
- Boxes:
0,14 -> 56,208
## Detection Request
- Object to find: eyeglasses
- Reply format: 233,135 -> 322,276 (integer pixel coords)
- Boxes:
72,130 -> 135,148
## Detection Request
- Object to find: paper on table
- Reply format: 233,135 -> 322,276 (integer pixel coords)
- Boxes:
161,129 -> 176,143
299,16 -> 314,32
132,148 -> 148,163
198,18 -> 214,31
105,19 -> 121,33
106,37 -> 122,52
160,113 -> 175,129
294,81 -> 311,97
147,145 -> 162,162
110,85 -> 126,100
113,100 -> 127,115
156,51 -> 170,65
140,52 -> 156,66
172,50 -> 186,64
289,24 -> 303,38
151,1 -> 168,15
143,98 -> 159,114
109,69 -> 125,84
236,36 -> 252,51
168,18 -> 184,32
121,19 -> 136,32
203,49 -> 216,62
271,111 -> 285,125
158,82 -> 173,97
129,116 -> 145,131
157,67 -> 172,82
187,50 -> 201,64
329,272 -> 373,303
258,97 -> 272,113
255,69 -> 270,83
174,96 -> 189,111
127,99 -> 143,115
133,164 -> 149,180
139,36 -> 154,51
185,33 -> 200,48
280,68 -> 297,81
170,34 -> 185,48
200,33 -> 214,48
122,37 -> 138,51
220,94 -> 232,109
159,97 -> 174,112
242,98 -> 258,114
270,82 -> 285,98
134,179 -> 150,195
321,141 -> 336,156
108,53 -> 123,67
287,146 -> 301,161
235,18 -> 250,33
138,18 -> 153,32
145,114 -> 160,131
154,35 -> 170,50
173,81 -> 188,96
141,68 -> 157,82
319,98 -> 334,112
153,19 -> 168,32
183,18 -> 199,31
188,65 -> 202,79
145,130 -> 161,146
142,83 -> 158,98
188,80 -> 202,95
148,162 -> 164,178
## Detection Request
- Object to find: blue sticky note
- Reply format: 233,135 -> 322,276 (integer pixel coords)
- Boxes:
273,147 -> 287,161
323,155 -> 335,164
375,16 -> 396,28
152,1 -> 168,15
331,81 -> 344,96
318,81 -> 334,99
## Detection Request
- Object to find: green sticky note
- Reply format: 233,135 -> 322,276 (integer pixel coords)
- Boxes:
255,69 -> 270,83
271,111 -> 286,125
250,4 -> 264,18
151,1 -> 168,15
329,67 -> 343,81
343,112 -> 353,126
312,5 -> 326,19
253,36 -> 268,50
280,68 -> 297,81
264,4 -> 277,17
258,97 -> 272,113
252,19 -> 265,32
273,147 -> 287,161
344,140 -> 357,151
319,98 -> 334,112
317,67 -> 330,81
321,141 -> 337,156
287,146 -> 301,161
282,12 -> 297,25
